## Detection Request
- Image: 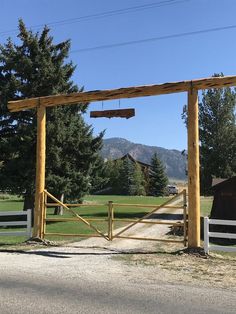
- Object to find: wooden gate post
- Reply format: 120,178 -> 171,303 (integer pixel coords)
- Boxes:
187,88 -> 200,248
108,201 -> 114,241
33,103 -> 46,238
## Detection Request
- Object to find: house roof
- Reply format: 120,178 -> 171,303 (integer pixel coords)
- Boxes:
116,153 -> 152,168
212,178 -> 228,187
212,176 -> 236,190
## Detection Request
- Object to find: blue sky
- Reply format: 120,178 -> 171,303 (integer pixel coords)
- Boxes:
1,0 -> 236,150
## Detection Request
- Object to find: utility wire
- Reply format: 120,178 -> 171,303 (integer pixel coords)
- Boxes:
0,0 -> 190,36
71,24 -> 236,53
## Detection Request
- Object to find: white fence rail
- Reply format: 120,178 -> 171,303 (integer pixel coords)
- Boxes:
204,217 -> 236,254
0,209 -> 32,237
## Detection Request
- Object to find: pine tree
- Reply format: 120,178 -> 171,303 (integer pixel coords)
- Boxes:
182,73 -> 236,194
149,153 -> 168,196
89,156 -> 109,194
199,76 -> 236,193
130,163 -> 146,196
104,159 -> 123,194
0,20 -> 103,210
119,157 -> 135,195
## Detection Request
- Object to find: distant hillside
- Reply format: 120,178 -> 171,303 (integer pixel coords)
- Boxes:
101,138 -> 187,180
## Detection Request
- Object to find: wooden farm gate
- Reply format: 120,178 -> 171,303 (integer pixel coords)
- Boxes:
42,190 -> 187,245
9,75 -> 236,247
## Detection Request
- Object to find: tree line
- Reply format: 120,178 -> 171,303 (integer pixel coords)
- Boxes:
96,153 -> 168,196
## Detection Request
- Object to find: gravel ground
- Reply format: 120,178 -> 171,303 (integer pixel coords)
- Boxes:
0,199 -> 235,313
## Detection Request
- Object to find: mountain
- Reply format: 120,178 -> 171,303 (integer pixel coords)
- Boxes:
101,138 -> 187,180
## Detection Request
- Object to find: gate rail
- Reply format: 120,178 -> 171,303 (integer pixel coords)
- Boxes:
43,190 -> 109,240
43,190 -> 187,245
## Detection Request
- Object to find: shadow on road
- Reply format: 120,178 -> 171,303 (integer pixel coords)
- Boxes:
0,246 -> 181,259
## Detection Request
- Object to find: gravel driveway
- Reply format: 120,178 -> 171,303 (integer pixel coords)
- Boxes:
0,198 -> 235,313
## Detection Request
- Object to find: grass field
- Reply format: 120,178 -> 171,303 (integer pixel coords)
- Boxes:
200,197 -> 213,216
0,194 -> 213,246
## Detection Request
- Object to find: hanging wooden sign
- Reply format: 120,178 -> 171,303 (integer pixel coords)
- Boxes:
90,108 -> 135,119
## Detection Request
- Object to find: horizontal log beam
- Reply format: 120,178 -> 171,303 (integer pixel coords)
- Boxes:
8,75 -> 236,112
90,108 -> 135,119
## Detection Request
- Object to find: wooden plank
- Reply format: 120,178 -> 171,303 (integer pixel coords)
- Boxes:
8,75 -> 236,112
114,235 -> 184,243
44,233 -> 103,238
183,189 -> 188,246
90,108 -> 135,119
113,219 -> 184,225
45,203 -> 104,207
45,217 -> 107,222
108,201 -> 113,241
187,89 -> 200,248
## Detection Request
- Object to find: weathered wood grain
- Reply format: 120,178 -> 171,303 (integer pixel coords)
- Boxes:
8,75 -> 236,112
90,108 -> 135,119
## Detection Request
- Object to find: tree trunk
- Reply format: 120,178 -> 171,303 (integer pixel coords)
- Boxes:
23,193 -> 34,227
23,194 -> 34,211
53,193 -> 64,215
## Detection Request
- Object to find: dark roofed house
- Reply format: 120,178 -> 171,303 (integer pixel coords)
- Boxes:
210,176 -> 236,235
114,153 -> 152,194
118,153 -> 152,172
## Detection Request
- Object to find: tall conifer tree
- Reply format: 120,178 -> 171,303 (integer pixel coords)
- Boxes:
0,20 -> 103,209
149,153 -> 168,196
130,163 -> 146,196
182,74 -> 236,194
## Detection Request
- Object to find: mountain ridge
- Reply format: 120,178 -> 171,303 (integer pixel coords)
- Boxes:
101,137 -> 187,180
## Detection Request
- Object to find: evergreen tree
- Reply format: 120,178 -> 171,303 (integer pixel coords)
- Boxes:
130,163 -> 146,196
89,156 -> 109,194
119,157 -> 135,195
0,20 -> 103,209
182,73 -> 236,194
104,159 -> 123,194
149,153 -> 168,196
199,79 -> 236,193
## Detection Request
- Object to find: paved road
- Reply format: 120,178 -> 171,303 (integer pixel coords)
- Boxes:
1,273 -> 235,314
0,246 -> 235,314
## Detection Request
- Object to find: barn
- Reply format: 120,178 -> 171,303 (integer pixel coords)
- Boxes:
210,176 -> 236,235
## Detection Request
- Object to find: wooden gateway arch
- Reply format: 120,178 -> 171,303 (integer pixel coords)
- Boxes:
8,75 -> 236,248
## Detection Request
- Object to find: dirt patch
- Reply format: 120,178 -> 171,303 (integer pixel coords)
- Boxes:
113,244 -> 236,290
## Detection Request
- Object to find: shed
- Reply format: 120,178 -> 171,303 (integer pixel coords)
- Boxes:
210,176 -> 236,234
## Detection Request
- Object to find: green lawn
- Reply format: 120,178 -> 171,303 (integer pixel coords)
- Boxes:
200,197 -> 213,217
0,194 -> 170,245
0,194 -> 213,246
45,195 -> 169,241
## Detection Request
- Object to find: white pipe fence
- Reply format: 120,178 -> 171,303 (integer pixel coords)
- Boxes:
0,209 -> 32,237
204,217 -> 236,254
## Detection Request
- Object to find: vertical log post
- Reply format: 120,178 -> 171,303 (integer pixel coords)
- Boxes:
187,88 -> 200,248
41,190 -> 47,239
33,103 -> 46,238
108,201 -> 114,241
183,189 -> 187,246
